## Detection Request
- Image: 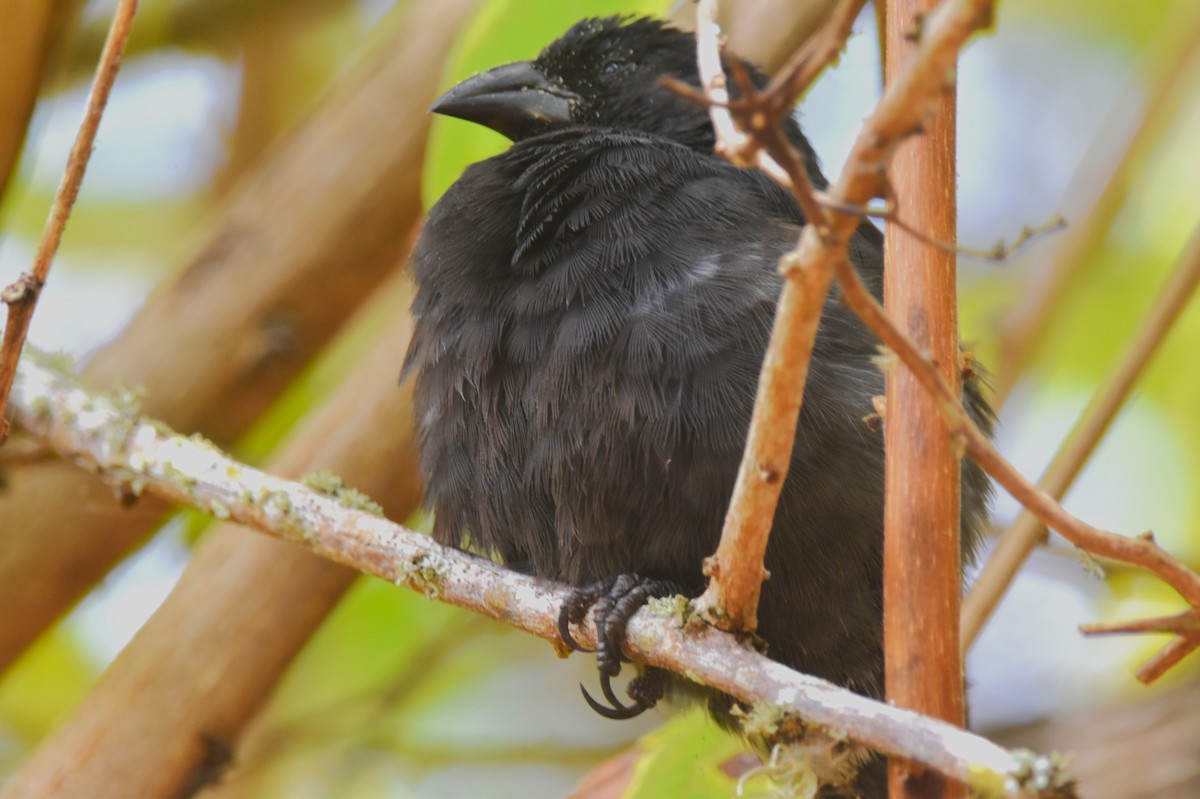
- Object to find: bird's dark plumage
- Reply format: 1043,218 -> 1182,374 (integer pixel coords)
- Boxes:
406,16 -> 992,796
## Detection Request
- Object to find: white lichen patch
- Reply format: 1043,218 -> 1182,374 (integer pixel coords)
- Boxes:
207,499 -> 231,520
647,594 -> 693,628
301,468 -> 385,517
253,489 -> 314,541
736,739 -> 865,799
1002,749 -> 1075,797
396,552 -> 449,599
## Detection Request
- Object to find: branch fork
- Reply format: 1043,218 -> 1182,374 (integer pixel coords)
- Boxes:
0,0 -> 140,444
688,0 -> 1200,683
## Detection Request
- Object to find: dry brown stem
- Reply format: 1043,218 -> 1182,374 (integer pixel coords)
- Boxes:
832,248 -> 1200,681
684,0 -> 867,212
5,348 -> 1072,798
691,0 -> 997,633
764,0 -> 870,112
0,0 -> 476,676
687,0 -> 861,633
692,0 -> 761,167
0,0 -> 138,443
963,222 -> 1200,649
693,0 -> 1200,686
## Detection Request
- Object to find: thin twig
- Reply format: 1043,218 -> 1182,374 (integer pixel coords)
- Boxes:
7,347 -> 1072,798
816,193 -> 1067,260
1080,611 -> 1200,637
695,0 -> 1200,685
970,216 -> 1069,261
690,0 -> 859,631
962,221 -> 1200,650
831,251 -> 1200,680
684,2 -> 867,233
727,55 -> 833,234
694,0 -> 754,162
0,0 -> 139,444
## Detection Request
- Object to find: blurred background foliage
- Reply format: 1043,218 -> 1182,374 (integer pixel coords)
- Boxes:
0,0 -> 1198,796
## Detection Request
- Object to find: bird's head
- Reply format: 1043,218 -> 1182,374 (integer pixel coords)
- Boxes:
431,17 -> 758,151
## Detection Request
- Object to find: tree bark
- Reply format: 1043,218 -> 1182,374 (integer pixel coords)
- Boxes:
882,0 -> 964,796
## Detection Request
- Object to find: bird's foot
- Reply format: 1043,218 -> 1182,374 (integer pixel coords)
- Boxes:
557,574 -> 677,719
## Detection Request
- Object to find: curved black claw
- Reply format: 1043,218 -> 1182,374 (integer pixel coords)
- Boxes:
557,605 -> 590,653
580,675 -> 645,720
590,574 -> 677,678
579,669 -> 668,720
560,574 -> 678,719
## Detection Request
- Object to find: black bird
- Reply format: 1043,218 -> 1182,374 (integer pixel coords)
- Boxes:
405,16 -> 992,794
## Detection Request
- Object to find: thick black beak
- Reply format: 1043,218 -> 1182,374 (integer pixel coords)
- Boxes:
431,61 -> 577,141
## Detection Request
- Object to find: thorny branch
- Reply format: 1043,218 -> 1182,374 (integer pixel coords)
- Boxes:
0,0 -> 139,444
692,0 -> 1200,679
7,347 -> 1071,798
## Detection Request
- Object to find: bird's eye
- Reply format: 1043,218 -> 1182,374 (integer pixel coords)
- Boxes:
601,59 -> 629,76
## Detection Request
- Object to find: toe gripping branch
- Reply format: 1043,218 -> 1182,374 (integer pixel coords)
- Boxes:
557,574 -> 677,719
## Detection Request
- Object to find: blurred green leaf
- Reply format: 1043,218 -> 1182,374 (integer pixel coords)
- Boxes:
0,629 -> 97,744
264,556 -> 465,724
622,709 -> 742,799
1004,0 -> 1184,54
3,187 -> 203,273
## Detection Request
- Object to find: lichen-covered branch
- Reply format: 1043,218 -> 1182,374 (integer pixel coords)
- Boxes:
0,0 -> 474,677
8,349 -> 1072,797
